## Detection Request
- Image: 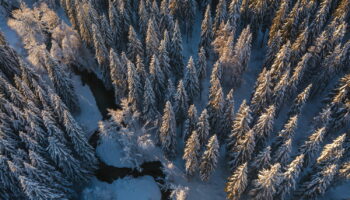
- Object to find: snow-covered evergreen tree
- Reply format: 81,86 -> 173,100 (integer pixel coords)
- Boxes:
150,55 -> 166,103
273,138 -> 292,166
197,109 -> 210,147
183,57 -> 199,103
272,115 -> 298,151
145,19 -> 160,63
250,68 -> 272,116
165,78 -> 176,105
197,47 -> 207,82
316,134 -> 346,168
200,134 -> 219,181
183,104 -> 198,141
142,77 -> 160,121
252,146 -> 271,171
183,130 -> 200,177
276,154 -> 304,200
222,89 -> 235,140
268,0 -> 289,46
110,49 -> 128,103
214,0 -> 227,30
127,60 -> 143,112
174,80 -> 189,124
158,38 -> 172,81
249,163 -> 282,200
199,5 -> 213,56
228,0 -> 242,31
253,105 -> 275,149
229,129 -> 255,170
170,21 -> 184,78
288,84 -> 312,117
225,162 -> 248,200
299,127 -> 326,166
127,25 -> 144,62
159,101 -> 177,158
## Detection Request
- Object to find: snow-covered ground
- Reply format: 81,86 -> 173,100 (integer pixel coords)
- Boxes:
81,176 -> 161,200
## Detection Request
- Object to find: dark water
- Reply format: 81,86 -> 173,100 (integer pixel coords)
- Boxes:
73,68 -> 171,199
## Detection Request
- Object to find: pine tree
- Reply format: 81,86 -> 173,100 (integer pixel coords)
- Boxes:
229,25 -> 252,88
299,164 -> 338,200
214,0 -> 227,30
158,38 -> 172,81
288,84 -> 312,117
197,47 -> 207,81
228,0 -> 242,31
110,49 -> 128,103
225,162 -> 248,200
44,54 -> 79,113
92,24 -> 111,89
182,0 -> 196,37
100,14 -> 113,49
253,105 -> 275,149
165,78 -> 176,105
273,138 -> 292,166
280,0 -> 303,43
268,0 -> 289,46
136,55 -> 147,84
299,127 -> 326,166
127,25 -> 144,62
150,55 -> 166,103
269,41 -> 291,85
212,21 -> 234,60
183,57 -> 200,103
249,163 -> 282,200
316,134 -> 346,168
159,101 -> 177,158
183,130 -> 200,177
138,0 -> 149,35
127,60 -> 143,112
272,115 -> 298,151
183,104 -> 198,141
222,89 -> 235,140
207,84 -> 224,135
142,77 -> 160,121
272,69 -> 290,112
170,21 -> 184,78
288,53 -> 312,97
109,0 -> 122,48
174,80 -> 189,124
199,5 -> 213,56
252,146 -> 271,171
227,100 -> 252,154
145,19 -> 160,63
197,109 -> 210,147
263,30 -> 282,69
276,154 -> 304,200
229,129 -> 255,170
159,0 -> 174,34
250,68 -> 272,116
200,134 -> 219,181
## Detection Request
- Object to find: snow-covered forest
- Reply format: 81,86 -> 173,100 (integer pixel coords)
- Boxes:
0,0 -> 349,199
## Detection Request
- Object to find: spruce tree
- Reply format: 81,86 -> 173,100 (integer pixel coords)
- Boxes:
197,109 -> 210,147
252,146 -> 271,171
109,0 -> 122,47
158,38 -> 172,81
127,60 -> 143,112
150,55 -> 166,103
145,19 -> 160,63
253,105 -> 275,149
159,101 -> 177,158
268,0 -> 289,46
272,115 -> 298,151
222,89 -> 235,140
142,77 -> 160,121
127,25 -> 144,62
316,134 -> 346,168
276,154 -> 304,200
229,129 -> 255,170
183,57 -> 200,103
288,84 -> 312,117
207,84 -> 224,135
174,80 -> 189,124
250,68 -> 272,116
299,127 -> 326,166
225,162 -> 248,200
110,49 -> 128,103
165,78 -> 176,105
197,47 -> 207,82
249,163 -> 282,200
170,21 -> 184,78
183,104 -> 198,141
200,134 -> 219,182
183,130 -> 200,177
199,5 -> 213,56
273,138 -> 292,166
214,0 -> 227,30
228,0 -> 242,31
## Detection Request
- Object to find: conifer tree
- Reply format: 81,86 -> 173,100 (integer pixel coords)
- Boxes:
252,146 -> 271,171
316,134 -> 346,168
110,49 -> 128,103
228,0 -> 242,31
183,105 -> 198,141
200,134 -> 219,181
146,19 -> 160,63
158,39 -> 172,81
229,25 -> 252,87
197,47 -> 207,81
100,14 -> 113,49
276,154 -> 304,200
136,55 -> 147,84
207,84 -> 224,135
183,57 -> 200,103
159,101 -> 177,158
225,162 -> 248,200
299,164 -> 338,200
109,0 -> 122,48
272,115 -> 298,151
250,68 -> 271,116
249,163 -> 282,200
253,105 -> 275,149
197,109 -> 210,147
212,21 -> 233,59
227,100 -> 252,154
127,60 -> 143,112
268,0 -> 289,46
183,130 -> 200,177
165,78 -> 176,105
262,30 -> 282,69
150,55 -> 166,102
288,84 -> 312,117
273,138 -> 292,166
170,21 -> 184,78
214,0 -> 227,30
229,129 -> 255,170
288,53 -> 312,97
142,77 -> 160,121
174,80 -> 189,124
182,0 -> 196,37
272,70 -> 290,112
222,89 -> 235,140
138,0 -> 149,35
199,5 -> 213,56
299,127 -> 326,166
127,25 -> 144,62
270,41 -> 291,85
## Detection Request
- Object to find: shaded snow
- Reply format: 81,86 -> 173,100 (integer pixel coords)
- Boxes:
71,74 -> 102,137
81,176 -> 161,200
